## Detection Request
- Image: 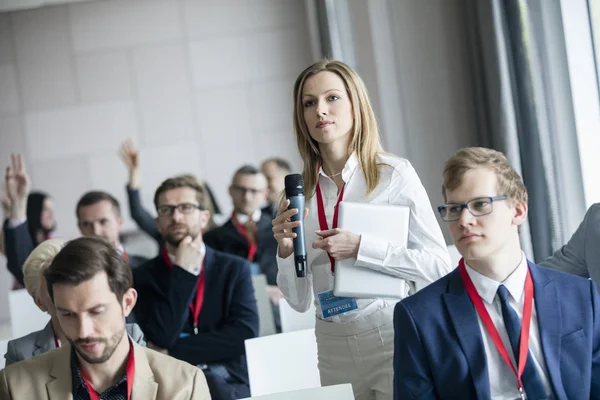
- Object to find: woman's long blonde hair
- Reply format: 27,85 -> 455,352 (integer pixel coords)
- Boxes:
292,59 -> 384,199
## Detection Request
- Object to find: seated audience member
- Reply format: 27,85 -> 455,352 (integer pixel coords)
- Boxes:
0,237 -> 211,399
393,147 -> 600,399
3,154 -> 145,285
132,176 -> 259,400
76,191 -> 147,267
4,238 -> 145,366
540,203 -> 600,287
204,165 -> 283,328
260,157 -> 291,218
119,139 -> 221,246
3,154 -> 56,286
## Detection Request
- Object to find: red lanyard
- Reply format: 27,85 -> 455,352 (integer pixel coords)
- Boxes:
53,333 -> 60,349
459,258 -> 534,394
162,248 -> 206,335
82,340 -> 135,400
231,213 -> 258,262
316,181 -> 346,274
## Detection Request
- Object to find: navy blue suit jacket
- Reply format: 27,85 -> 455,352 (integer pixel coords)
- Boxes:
132,245 -> 259,384
393,262 -> 600,399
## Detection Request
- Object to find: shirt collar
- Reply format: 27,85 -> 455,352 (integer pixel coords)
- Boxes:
318,152 -> 360,183
234,209 -> 261,224
464,252 -> 528,305
71,336 -> 133,398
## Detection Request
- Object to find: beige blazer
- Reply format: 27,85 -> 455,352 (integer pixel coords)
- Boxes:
0,341 -> 211,400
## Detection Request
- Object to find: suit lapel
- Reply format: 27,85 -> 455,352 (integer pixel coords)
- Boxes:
224,219 -> 249,247
529,262 -> 565,399
442,270 -> 490,399
46,345 -> 74,400
256,213 -> 273,249
131,343 -> 158,399
34,321 -> 56,357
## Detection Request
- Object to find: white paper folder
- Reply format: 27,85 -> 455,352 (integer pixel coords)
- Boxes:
333,201 -> 411,299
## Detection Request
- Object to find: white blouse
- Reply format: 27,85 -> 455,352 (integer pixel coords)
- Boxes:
276,152 -> 452,322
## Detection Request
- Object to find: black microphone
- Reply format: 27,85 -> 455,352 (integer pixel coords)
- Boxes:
284,174 -> 307,278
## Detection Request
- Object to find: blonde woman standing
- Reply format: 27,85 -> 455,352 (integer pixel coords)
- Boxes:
272,60 -> 451,399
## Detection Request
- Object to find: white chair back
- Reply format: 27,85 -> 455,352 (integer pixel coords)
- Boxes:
0,339 -> 9,369
279,299 -> 315,333
239,383 -> 354,400
245,328 -> 321,396
9,289 -> 49,338
251,274 -> 276,336
447,244 -> 462,268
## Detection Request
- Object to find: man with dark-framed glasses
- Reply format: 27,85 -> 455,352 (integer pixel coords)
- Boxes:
393,147 -> 600,399
131,175 -> 259,400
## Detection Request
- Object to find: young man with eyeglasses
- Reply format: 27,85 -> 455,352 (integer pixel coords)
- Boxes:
131,176 -> 259,400
204,165 -> 283,328
393,147 -> 600,399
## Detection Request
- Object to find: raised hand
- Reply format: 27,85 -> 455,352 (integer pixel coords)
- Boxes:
175,234 -> 206,273
119,139 -> 139,171
5,154 -> 30,219
119,139 -> 141,189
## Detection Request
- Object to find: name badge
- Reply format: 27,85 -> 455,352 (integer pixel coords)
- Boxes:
318,290 -> 358,318
250,263 -> 262,275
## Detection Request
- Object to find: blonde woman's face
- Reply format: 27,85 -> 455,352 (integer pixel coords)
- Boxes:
301,71 -> 354,147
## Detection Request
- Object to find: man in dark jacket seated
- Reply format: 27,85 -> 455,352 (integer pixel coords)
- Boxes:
204,165 -> 282,330
132,175 -> 259,400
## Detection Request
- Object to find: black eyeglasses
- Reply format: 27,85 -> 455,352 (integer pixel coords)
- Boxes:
157,203 -> 203,217
438,196 -> 507,222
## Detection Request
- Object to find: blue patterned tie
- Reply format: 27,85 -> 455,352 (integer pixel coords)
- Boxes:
496,285 -> 548,399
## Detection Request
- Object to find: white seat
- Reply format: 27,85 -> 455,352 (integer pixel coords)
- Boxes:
0,339 -> 9,369
251,275 -> 276,336
447,244 -> 462,268
245,328 -> 321,396
8,289 -> 49,338
279,299 -> 316,333
238,383 -> 354,400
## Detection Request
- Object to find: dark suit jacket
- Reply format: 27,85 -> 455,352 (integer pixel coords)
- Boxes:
393,262 -> 600,400
261,204 -> 277,220
132,246 -> 259,384
540,203 -> 600,288
126,187 -> 164,247
204,213 -> 278,285
128,254 -> 148,268
3,219 -> 32,285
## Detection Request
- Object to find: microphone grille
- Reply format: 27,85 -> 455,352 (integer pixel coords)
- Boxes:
284,174 -> 304,197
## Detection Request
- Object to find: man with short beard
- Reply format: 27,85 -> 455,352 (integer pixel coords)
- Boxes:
0,237 -> 210,399
131,176 -> 259,400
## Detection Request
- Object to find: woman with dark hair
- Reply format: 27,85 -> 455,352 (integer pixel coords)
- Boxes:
3,154 -> 57,286
26,192 -> 56,246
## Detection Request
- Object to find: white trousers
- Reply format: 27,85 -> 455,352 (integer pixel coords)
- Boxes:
315,306 -> 395,400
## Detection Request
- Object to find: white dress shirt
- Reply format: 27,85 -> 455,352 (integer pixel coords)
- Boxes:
276,152 -> 451,322
234,209 -> 261,225
465,254 -> 554,399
